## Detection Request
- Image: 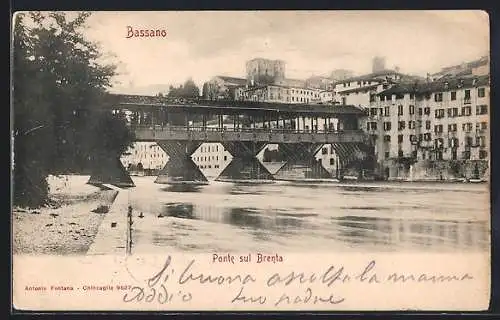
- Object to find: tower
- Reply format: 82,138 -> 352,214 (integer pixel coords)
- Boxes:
372,56 -> 386,73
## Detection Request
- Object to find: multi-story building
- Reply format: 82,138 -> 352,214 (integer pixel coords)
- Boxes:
203,76 -> 248,100
121,142 -> 168,174
333,58 -> 424,108
305,75 -> 335,91
242,84 -> 324,104
365,74 -> 489,180
330,69 -> 355,82
191,143 -> 233,180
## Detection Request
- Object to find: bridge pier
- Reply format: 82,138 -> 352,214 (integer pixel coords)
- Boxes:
216,141 -> 274,182
274,143 -> 332,180
155,141 -> 208,185
88,155 -> 135,188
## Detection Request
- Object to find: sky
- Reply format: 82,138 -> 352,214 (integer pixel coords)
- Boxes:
81,10 -> 489,95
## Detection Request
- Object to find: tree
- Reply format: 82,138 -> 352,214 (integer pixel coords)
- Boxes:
167,78 -> 200,98
13,11 -> 133,207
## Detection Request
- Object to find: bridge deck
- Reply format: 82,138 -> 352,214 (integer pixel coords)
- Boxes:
133,126 -> 367,144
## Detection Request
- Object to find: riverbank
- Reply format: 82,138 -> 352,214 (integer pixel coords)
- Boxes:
12,175 -> 119,255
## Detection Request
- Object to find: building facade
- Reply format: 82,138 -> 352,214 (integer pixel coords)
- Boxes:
242,84 -> 325,105
121,142 -> 168,175
364,75 -> 489,180
191,143 -> 233,180
203,76 -> 248,100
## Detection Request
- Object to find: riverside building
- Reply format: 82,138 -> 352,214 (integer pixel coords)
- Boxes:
364,74 -> 490,181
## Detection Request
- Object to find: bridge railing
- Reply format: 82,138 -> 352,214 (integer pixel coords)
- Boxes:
129,124 -> 362,135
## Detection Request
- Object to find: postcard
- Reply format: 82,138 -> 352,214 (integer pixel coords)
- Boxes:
11,10 -> 491,311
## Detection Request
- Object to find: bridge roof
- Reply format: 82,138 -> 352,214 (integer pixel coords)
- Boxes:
106,94 -> 366,116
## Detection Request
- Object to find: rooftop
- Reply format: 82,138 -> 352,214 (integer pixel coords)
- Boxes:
335,69 -> 424,84
215,76 -> 247,86
106,94 -> 366,116
377,74 -> 489,96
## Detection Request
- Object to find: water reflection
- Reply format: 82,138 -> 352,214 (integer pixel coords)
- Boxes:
331,216 -> 489,251
129,177 -> 489,253
157,204 -> 307,232
159,203 -> 196,219
160,185 -> 203,193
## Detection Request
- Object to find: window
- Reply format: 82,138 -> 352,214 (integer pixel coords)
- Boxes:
452,108 -> 458,117
424,107 -> 430,115
398,134 -> 404,143
476,122 -> 488,132
478,87 -> 485,98
224,155 -> 227,161
409,105 -> 415,115
479,150 -> 488,159
436,151 -> 444,160
462,106 -> 472,116
449,138 -> 459,148
462,123 -> 473,132
434,93 -> 443,102
367,122 -> 377,131
384,106 -> 390,116
322,147 -> 328,155
424,133 -> 432,141
435,109 -> 445,118
398,105 -> 404,116
410,135 -> 417,144
380,95 -> 385,102
408,121 -> 416,129
418,108 -> 423,116
464,89 -> 471,100
409,93 -> 415,100
418,134 -> 423,141
448,124 -> 457,132
385,152 -> 390,159
398,121 -> 406,130
383,122 -> 392,131
434,138 -> 444,149
370,108 -> 378,116
398,150 -> 404,157
463,151 -> 471,160
451,91 -> 457,101
379,108 -> 383,116
434,125 -> 443,133
476,105 -> 488,115
476,136 -> 486,147
383,135 -> 391,142
425,120 -> 431,130
330,158 -> 335,165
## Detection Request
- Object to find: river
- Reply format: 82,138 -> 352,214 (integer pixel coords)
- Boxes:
124,177 -> 490,254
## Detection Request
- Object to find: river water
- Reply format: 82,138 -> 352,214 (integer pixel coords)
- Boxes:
124,177 -> 490,254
